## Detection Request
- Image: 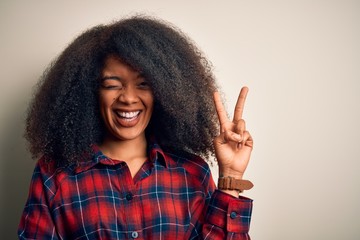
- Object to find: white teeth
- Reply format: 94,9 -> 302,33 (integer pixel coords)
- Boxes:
117,111 -> 140,118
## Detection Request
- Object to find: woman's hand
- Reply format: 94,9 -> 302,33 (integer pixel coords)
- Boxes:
213,87 -> 253,181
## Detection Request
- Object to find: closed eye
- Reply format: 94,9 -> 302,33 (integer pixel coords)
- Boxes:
102,85 -> 120,89
101,78 -> 123,90
138,81 -> 151,89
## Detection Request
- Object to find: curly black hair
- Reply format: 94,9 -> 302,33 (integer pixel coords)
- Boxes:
25,15 -> 219,166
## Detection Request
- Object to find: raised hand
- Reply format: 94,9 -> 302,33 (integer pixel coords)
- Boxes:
213,87 -> 253,180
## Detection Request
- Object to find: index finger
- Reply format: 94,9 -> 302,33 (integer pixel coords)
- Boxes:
213,91 -> 229,126
233,87 -> 249,122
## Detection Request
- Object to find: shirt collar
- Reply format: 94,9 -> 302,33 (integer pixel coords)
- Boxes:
148,141 -> 168,168
72,139 -> 168,174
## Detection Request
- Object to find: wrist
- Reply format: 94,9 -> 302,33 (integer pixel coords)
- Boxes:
218,167 -> 244,179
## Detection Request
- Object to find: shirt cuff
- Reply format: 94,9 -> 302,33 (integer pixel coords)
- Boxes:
206,190 -> 253,233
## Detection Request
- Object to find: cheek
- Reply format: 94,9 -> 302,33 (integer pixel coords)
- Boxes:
99,92 -> 115,109
146,92 -> 155,112
99,95 -> 114,121
147,99 -> 154,117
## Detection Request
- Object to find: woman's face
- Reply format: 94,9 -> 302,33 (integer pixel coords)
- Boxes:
99,56 -> 154,142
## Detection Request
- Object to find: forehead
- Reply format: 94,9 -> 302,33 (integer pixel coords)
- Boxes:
102,56 -> 141,78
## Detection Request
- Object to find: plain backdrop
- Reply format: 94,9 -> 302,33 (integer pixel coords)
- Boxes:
1,0 -> 359,239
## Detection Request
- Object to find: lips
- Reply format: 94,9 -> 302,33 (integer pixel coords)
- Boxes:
114,110 -> 141,127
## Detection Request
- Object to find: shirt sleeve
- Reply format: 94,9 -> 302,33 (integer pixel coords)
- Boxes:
18,159 -> 60,239
202,190 -> 253,240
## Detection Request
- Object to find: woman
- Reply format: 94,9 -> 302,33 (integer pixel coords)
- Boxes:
18,16 -> 254,239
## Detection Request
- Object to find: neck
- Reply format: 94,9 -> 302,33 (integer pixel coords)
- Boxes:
99,134 -> 148,162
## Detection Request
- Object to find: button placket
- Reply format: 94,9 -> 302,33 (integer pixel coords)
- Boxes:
119,163 -> 143,238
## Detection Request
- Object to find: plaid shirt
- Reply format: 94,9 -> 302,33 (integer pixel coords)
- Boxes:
18,142 -> 252,239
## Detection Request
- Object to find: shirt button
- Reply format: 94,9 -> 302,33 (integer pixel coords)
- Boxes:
230,211 -> 237,219
125,193 -> 133,201
131,231 -> 139,238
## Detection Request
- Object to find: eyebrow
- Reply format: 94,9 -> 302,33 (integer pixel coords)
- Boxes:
101,76 -> 121,81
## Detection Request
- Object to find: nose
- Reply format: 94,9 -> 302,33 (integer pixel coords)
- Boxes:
117,86 -> 139,104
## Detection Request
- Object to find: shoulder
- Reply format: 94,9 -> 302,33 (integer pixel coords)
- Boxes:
36,156 -> 68,176
32,156 -> 73,198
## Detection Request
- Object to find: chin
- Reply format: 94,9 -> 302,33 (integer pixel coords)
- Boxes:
112,129 -> 146,141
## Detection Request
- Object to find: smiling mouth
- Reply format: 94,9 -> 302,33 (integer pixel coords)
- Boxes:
115,110 -> 141,121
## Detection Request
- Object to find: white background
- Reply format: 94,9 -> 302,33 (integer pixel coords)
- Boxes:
1,0 -> 359,239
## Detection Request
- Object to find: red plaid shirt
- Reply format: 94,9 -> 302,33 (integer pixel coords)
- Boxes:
18,142 -> 252,239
